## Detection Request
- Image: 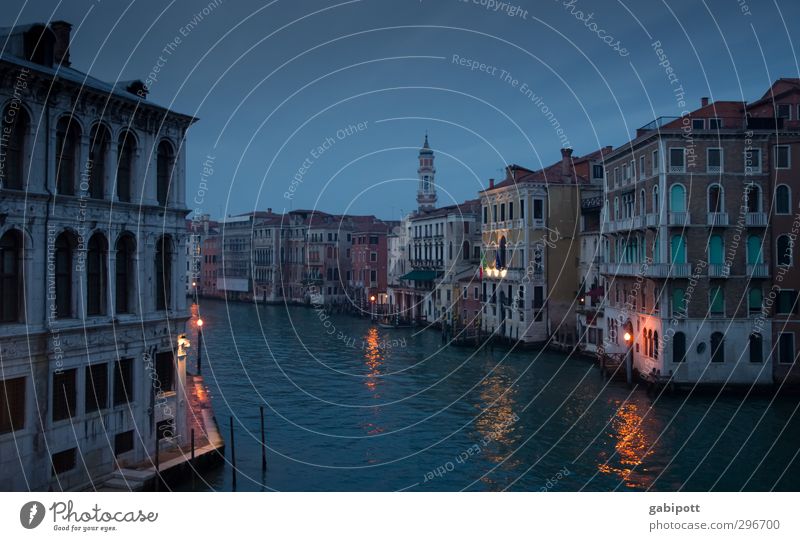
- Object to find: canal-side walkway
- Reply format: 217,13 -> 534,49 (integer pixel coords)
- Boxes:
96,374 -> 225,491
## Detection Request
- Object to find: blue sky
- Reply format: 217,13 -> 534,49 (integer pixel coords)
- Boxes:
4,0 -> 800,220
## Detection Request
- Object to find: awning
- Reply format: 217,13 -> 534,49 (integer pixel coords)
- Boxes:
399,270 -> 440,281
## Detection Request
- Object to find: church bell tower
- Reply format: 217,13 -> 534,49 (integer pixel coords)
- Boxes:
417,134 -> 437,211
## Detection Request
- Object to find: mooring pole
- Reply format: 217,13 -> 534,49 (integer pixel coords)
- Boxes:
154,431 -> 160,492
230,416 -> 237,490
260,406 -> 267,472
626,349 -> 633,388
191,428 -> 196,490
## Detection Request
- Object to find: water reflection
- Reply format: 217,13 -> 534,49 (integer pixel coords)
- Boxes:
473,360 -> 521,489
363,327 -> 383,395
597,401 -> 656,489
361,327 -> 385,440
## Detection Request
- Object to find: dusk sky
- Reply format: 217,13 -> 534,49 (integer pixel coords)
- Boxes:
3,0 -> 799,220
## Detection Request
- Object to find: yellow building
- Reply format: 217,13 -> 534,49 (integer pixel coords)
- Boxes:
480,148 -> 609,346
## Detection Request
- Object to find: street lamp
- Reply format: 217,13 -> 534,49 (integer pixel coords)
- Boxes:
196,318 -> 204,375
622,321 -> 634,387
369,295 -> 376,321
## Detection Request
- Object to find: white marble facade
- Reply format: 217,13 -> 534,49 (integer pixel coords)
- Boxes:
0,22 -> 195,490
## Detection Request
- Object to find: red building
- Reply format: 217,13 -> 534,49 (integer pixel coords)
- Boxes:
349,218 -> 392,315
201,230 -> 222,298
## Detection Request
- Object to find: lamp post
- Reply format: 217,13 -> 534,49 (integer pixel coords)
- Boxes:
196,318 -> 204,375
623,323 -> 633,387
369,295 -> 376,321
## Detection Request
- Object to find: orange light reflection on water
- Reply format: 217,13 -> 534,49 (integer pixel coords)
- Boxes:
597,402 -> 656,489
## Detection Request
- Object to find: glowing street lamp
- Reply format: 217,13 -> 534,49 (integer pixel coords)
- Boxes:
196,317 -> 204,375
623,331 -> 632,343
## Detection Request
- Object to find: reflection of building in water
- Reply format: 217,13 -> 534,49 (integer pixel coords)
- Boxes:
597,402 -> 656,489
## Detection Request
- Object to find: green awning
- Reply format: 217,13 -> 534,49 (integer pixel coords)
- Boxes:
399,270 -> 440,281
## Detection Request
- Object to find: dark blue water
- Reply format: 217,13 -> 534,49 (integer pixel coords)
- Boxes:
181,299 -> 799,491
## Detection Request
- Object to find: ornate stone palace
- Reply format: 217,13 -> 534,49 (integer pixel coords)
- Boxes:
0,22 -> 195,490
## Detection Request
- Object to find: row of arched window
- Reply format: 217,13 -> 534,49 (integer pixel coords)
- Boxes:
1,104 -> 175,206
607,182 -> 794,220
643,328 -> 659,359
671,331 -> 763,364
612,232 -> 792,267
0,228 -> 174,323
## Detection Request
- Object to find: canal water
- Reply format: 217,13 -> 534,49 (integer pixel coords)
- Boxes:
181,299 -> 799,491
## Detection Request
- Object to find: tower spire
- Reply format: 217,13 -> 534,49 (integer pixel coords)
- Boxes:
417,133 -> 437,211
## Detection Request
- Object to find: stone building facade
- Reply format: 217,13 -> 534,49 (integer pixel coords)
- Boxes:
0,22 -> 194,490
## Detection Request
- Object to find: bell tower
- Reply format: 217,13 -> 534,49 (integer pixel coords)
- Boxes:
417,134 -> 437,211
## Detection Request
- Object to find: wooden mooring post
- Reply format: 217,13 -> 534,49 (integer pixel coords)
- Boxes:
260,406 -> 267,472
230,416 -> 237,491
190,428 -> 196,490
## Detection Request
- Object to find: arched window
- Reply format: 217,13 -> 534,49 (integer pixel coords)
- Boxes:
670,235 -> 686,264
749,287 -> 763,313
777,235 -> 793,266
117,131 -> 135,202
749,333 -> 763,363
708,184 -> 724,213
89,125 -> 109,199
56,117 -> 80,195
55,232 -> 73,318
1,104 -> 29,189
653,234 -> 660,263
710,332 -> 725,363
614,197 -> 619,220
776,184 -> 791,214
115,235 -> 135,314
498,236 -> 507,269
747,235 -> 763,264
709,235 -> 724,265
673,332 -> 686,363
86,233 -> 107,316
0,230 -> 23,322
652,185 -> 659,214
672,287 -> 686,316
745,184 -> 761,213
155,236 -> 173,311
156,140 -> 173,206
709,286 -> 724,315
653,331 -> 659,359
669,184 -> 686,213
639,189 -> 646,215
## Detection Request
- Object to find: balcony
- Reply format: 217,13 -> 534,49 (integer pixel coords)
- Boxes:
645,263 -> 691,278
747,263 -> 770,278
600,263 -> 641,277
708,263 -> 730,278
645,213 -> 659,228
745,212 -> 768,227
707,212 -> 729,227
668,212 -> 690,226
618,217 -> 633,231
632,215 -> 644,228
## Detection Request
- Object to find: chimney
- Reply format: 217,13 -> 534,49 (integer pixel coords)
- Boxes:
488,178 -> 495,189
267,208 -> 273,214
701,97 -> 709,107
561,147 -> 574,177
50,21 -> 72,67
